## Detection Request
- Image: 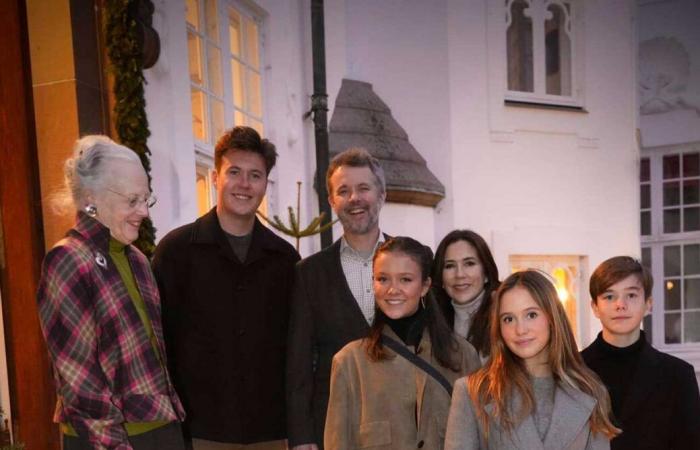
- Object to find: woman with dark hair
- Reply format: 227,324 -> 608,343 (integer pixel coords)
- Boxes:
324,237 -> 480,450
433,230 -> 500,357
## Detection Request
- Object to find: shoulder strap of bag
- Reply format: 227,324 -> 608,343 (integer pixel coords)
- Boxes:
380,334 -> 453,395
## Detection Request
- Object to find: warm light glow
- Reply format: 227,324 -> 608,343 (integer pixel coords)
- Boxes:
666,281 -> 675,290
557,286 -> 570,302
552,267 -> 571,303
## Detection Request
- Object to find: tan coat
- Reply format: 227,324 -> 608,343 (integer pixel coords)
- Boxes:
324,327 -> 481,450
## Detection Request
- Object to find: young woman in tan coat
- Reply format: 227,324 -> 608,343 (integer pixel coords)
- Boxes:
324,237 -> 481,450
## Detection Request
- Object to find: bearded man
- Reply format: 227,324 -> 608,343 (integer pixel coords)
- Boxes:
286,148 -> 388,450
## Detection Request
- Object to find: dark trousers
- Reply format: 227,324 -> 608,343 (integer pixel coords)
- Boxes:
63,422 -> 186,450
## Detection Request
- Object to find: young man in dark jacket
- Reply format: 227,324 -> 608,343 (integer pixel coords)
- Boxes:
153,126 -> 299,449
582,256 -> 700,450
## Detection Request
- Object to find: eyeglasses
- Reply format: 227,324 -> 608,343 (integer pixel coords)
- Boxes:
107,189 -> 158,209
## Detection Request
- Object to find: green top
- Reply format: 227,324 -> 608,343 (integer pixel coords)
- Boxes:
62,238 -> 168,437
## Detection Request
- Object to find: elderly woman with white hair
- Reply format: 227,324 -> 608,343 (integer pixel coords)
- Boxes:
36,135 -> 185,450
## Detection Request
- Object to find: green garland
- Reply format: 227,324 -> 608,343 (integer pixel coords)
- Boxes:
105,0 -> 157,257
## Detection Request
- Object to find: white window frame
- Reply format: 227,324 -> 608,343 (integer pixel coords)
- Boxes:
503,0 -> 584,108
641,142 -> 700,359
186,0 -> 270,216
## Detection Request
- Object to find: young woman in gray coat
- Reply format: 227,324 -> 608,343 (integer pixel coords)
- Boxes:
445,270 -> 619,450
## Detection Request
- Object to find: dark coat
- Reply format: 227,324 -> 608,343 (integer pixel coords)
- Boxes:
286,239 -> 372,448
581,333 -> 700,450
152,208 -> 299,444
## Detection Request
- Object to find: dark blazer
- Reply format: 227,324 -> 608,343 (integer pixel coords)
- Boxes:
581,333 -> 700,450
286,238 -> 372,448
152,208 -> 299,444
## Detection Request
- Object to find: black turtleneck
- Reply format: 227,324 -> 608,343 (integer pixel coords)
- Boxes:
585,331 -> 646,418
384,305 -> 427,350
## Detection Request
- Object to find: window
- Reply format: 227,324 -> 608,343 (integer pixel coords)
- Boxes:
505,0 -> 580,106
510,255 -> 585,344
641,148 -> 700,347
185,0 -> 265,215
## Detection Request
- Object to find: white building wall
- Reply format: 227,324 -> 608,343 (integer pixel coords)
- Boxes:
145,0 -> 640,346
445,0 -> 640,345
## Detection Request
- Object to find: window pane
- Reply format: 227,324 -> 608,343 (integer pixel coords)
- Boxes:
545,4 -> 571,96
684,279 -> 700,309
665,278 -> 681,310
683,153 -> 700,177
191,88 -> 207,142
205,0 -> 218,42
211,98 -> 225,144
229,10 -> 241,56
641,184 -> 651,209
245,17 -> 260,69
663,182 -> 680,206
684,207 -> 700,232
186,0 -> 200,29
684,244 -> 700,275
664,245 -> 681,276
641,211 -> 651,236
683,179 -> 700,204
231,59 -> 244,109
641,247 -> 652,269
248,70 -> 262,117
249,118 -> 263,136
207,44 -> 223,96
640,158 -> 650,182
684,311 -> 700,343
196,168 -> 211,217
507,0 -> 533,92
664,209 -> 680,233
663,154 -> 680,179
665,313 -> 681,344
187,32 -> 203,85
234,110 -> 245,127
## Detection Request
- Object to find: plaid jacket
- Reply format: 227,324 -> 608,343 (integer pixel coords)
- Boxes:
37,213 -> 185,449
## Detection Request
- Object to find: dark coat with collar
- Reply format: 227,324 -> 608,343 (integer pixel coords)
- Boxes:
581,333 -> 700,450
286,238 -> 376,448
152,208 -> 299,444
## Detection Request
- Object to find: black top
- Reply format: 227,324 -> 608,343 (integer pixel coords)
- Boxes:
582,330 -> 700,450
584,331 -> 645,418
384,305 -> 427,350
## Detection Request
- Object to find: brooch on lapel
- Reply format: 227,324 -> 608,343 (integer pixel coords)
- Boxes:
94,251 -> 108,269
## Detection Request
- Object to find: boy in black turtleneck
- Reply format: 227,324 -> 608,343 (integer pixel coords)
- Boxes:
581,256 -> 700,450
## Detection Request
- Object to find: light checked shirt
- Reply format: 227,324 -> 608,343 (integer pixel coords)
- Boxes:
340,231 -> 385,323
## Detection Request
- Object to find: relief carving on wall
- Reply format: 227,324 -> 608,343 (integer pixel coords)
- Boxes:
639,36 -> 699,116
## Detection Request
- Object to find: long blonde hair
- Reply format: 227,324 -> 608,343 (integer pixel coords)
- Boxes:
467,270 -> 620,440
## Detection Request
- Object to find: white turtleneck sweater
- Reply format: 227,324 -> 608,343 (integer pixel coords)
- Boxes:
451,290 -> 485,339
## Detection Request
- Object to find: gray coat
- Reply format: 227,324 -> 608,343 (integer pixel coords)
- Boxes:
445,376 -> 610,450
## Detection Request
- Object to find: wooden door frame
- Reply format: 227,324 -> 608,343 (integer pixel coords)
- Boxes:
0,1 -> 59,448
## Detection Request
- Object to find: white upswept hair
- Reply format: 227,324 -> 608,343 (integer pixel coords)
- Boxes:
52,135 -> 141,214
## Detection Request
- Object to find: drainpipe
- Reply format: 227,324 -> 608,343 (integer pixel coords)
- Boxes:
310,0 -> 333,248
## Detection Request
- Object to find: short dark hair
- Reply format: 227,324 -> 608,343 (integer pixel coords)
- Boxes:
589,256 -> 653,303
326,148 -> 386,195
214,126 -> 277,174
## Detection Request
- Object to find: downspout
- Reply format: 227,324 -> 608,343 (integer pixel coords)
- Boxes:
310,0 -> 333,248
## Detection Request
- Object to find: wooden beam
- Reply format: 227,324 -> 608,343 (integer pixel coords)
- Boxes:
0,1 -> 60,448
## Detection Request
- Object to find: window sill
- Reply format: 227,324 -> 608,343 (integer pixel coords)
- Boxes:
504,99 -> 588,113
